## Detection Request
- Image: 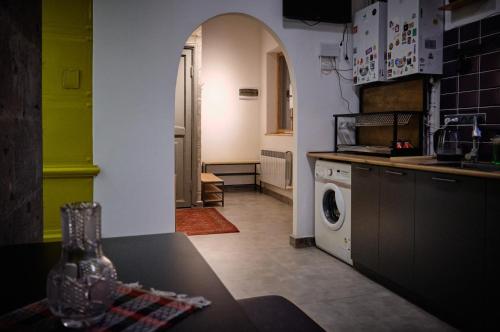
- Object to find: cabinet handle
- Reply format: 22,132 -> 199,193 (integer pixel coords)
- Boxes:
355,166 -> 371,171
385,170 -> 405,176
431,177 -> 457,183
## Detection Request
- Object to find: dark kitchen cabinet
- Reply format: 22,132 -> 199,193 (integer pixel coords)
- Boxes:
351,163 -> 380,273
414,172 -> 485,329
379,167 -> 415,290
485,180 -> 500,329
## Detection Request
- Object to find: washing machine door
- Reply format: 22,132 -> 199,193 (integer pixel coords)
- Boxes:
320,182 -> 346,231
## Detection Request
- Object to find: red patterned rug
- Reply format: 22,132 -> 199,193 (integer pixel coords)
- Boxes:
175,208 -> 239,236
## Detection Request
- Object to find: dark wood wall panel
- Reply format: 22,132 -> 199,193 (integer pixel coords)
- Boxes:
0,0 -> 43,245
362,79 -> 424,113
359,79 -> 424,148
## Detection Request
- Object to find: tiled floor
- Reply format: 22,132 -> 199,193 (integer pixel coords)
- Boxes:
188,191 -> 455,332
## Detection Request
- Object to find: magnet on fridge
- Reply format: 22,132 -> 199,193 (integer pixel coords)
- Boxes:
389,43 -> 394,50
353,47 -> 357,54
389,21 -> 394,28
412,28 -> 417,36
352,26 -> 358,33
370,54 -> 373,61
396,39 -> 400,46
404,24 -> 408,31
395,24 -> 399,32
407,37 -> 411,44
365,47 -> 372,55
412,13 -> 416,19
409,22 -> 414,28
388,52 -> 392,59
402,38 -> 406,44
402,31 -> 406,38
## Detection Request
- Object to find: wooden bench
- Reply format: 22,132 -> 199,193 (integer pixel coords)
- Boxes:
201,172 -> 224,206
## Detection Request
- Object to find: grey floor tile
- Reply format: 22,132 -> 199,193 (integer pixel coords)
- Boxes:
185,191 -> 455,332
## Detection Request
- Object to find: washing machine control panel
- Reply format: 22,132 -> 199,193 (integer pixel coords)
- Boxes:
315,160 -> 351,183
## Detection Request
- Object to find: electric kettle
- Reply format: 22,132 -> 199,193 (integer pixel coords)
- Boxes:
433,126 -> 463,161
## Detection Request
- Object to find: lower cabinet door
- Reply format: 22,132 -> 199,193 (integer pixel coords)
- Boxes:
379,167 -> 415,290
414,172 -> 485,329
486,180 -> 500,329
351,163 -> 380,272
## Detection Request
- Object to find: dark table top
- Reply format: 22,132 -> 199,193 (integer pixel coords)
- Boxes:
0,233 -> 257,331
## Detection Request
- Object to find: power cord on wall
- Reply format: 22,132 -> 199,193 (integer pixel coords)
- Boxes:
339,24 -> 349,62
333,57 -> 353,113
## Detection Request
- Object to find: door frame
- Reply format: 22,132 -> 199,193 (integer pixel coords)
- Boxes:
183,42 -> 202,207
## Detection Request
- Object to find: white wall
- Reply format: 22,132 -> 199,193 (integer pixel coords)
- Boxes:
93,0 -> 358,239
201,15 -> 261,162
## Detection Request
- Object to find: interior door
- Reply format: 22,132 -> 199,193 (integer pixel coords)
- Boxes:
175,48 -> 193,208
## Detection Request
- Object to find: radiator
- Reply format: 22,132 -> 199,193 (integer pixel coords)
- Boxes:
260,150 -> 293,189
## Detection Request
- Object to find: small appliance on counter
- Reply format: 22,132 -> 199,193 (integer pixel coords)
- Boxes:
493,136 -> 500,165
433,117 -> 462,161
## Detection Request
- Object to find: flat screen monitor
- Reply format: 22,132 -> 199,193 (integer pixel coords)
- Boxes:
283,0 -> 352,24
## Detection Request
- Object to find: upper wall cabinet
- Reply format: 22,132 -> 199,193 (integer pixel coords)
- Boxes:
386,0 -> 443,79
353,2 -> 388,85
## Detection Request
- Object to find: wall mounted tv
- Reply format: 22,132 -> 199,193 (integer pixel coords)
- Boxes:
283,0 -> 352,24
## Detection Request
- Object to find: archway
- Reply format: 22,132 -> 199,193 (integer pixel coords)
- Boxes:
93,1 -> 350,239
173,13 -> 296,237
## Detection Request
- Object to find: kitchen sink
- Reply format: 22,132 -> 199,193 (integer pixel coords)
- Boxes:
419,160 -> 500,172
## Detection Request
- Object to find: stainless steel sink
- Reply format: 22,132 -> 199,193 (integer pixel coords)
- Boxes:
419,160 -> 500,172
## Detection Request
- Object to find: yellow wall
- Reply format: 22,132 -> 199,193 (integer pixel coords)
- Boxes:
42,0 -> 97,241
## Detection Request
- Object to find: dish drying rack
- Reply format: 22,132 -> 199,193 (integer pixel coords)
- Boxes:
333,111 -> 424,157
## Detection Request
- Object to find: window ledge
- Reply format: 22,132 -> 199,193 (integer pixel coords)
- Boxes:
265,132 -> 293,136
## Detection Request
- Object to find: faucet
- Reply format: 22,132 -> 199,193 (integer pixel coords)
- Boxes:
465,116 -> 481,162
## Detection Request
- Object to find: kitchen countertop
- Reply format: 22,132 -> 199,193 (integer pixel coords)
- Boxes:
307,152 -> 500,179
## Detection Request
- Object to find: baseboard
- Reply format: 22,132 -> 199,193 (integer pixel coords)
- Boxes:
289,235 -> 315,248
224,184 -> 259,192
262,186 -> 293,205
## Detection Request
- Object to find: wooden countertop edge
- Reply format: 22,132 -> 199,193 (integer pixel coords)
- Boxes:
307,152 -> 500,180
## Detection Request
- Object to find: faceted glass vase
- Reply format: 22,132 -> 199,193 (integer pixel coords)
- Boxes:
47,202 -> 117,328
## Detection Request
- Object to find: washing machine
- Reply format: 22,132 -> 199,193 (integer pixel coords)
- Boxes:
314,160 -> 353,265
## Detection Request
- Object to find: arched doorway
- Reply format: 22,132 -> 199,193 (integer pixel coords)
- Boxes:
174,14 -> 296,237
93,1 -> 345,240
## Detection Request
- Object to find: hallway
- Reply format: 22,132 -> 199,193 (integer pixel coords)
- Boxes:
188,191 -> 454,332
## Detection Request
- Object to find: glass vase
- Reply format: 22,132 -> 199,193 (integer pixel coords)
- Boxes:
47,202 -> 117,328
